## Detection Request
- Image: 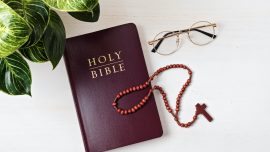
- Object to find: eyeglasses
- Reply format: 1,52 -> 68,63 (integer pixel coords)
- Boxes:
148,21 -> 217,55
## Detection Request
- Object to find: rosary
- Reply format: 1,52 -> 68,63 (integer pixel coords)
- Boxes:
112,64 -> 213,128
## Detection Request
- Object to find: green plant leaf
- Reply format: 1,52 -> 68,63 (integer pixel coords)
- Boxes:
19,9 -> 66,66
0,1 -> 31,58
19,41 -> 48,63
68,3 -> 100,22
43,10 -> 66,68
3,0 -> 50,47
43,0 -> 98,12
0,52 -> 32,96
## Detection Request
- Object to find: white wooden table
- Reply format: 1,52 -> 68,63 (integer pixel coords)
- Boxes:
1,0 -> 270,151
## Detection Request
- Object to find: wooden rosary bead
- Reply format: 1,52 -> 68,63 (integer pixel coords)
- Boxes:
112,64 -> 212,128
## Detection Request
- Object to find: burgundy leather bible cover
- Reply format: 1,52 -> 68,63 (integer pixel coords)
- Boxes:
64,23 -> 163,152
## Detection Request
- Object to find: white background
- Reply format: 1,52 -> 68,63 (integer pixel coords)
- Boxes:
1,0 -> 270,151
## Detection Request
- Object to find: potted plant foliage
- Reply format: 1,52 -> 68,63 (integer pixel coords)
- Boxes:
0,0 -> 100,96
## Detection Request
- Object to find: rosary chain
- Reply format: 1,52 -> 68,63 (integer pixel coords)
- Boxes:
112,64 -> 203,128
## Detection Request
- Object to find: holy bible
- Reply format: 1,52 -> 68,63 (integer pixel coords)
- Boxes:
64,23 -> 163,152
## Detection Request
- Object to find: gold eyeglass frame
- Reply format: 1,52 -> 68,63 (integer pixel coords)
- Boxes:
148,21 -> 217,56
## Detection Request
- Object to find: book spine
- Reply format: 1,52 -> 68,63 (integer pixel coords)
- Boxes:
63,51 -> 90,152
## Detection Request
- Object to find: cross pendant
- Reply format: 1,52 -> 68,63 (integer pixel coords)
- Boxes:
196,103 -> 213,122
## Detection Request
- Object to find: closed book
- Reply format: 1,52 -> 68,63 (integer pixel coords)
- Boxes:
64,23 -> 163,152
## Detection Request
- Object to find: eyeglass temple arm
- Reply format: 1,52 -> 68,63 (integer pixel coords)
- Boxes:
151,31 -> 178,53
191,29 -> 217,39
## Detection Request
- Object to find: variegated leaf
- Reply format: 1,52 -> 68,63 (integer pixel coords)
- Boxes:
3,0 -> 50,47
0,52 -> 32,96
19,10 -> 66,66
0,1 -> 31,58
43,10 -> 66,68
19,41 -> 48,63
68,3 -> 100,22
42,0 -> 98,12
